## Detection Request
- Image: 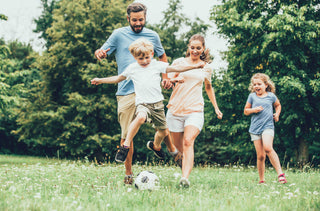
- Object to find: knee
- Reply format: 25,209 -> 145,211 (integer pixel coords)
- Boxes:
264,147 -> 273,154
257,154 -> 266,162
183,137 -> 194,148
134,113 -> 146,125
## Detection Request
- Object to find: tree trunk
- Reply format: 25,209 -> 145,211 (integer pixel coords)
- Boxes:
297,137 -> 309,165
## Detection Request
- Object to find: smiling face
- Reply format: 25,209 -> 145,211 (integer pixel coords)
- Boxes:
134,52 -> 153,68
127,11 -> 146,33
188,40 -> 204,60
252,78 -> 268,96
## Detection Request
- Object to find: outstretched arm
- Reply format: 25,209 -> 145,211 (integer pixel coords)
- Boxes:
91,75 -> 126,85
166,61 -> 206,73
204,79 -> 223,119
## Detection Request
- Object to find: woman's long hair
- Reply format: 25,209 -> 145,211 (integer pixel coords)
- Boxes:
186,34 -> 212,63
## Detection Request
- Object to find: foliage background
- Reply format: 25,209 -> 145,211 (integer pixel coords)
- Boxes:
0,0 -> 319,166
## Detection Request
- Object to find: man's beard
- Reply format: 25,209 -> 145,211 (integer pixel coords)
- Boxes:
130,24 -> 144,33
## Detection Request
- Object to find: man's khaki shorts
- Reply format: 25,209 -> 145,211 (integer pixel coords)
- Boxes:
116,93 -> 136,139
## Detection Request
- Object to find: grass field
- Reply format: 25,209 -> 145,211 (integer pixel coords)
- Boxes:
0,155 -> 319,211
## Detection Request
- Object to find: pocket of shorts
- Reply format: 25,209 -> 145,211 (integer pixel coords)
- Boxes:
154,102 -> 164,110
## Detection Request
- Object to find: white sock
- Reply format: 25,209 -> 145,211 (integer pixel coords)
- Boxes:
169,148 -> 178,156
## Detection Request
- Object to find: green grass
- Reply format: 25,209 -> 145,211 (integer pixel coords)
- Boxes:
0,155 -> 319,211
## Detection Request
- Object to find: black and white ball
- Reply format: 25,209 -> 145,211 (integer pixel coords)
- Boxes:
134,171 -> 160,190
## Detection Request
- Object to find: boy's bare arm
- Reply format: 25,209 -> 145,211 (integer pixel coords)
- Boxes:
166,61 -> 206,73
159,53 -> 173,89
91,75 -> 126,85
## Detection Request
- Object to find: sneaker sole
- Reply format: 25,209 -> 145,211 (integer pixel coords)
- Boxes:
147,141 -> 163,159
115,158 -> 125,163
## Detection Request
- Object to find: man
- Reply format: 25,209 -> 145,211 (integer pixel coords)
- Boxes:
94,2 -> 182,185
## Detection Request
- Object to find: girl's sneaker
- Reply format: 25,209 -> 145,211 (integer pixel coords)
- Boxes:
278,173 -> 287,184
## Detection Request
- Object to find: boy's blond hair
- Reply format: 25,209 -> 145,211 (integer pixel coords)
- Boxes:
129,38 -> 154,57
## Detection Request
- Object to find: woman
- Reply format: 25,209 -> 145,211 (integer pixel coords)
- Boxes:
166,34 -> 223,187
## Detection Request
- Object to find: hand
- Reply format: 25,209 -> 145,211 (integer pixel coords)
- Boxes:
170,76 -> 184,84
161,78 -> 173,89
194,61 -> 206,69
254,106 -> 263,113
215,108 -> 223,119
91,78 -> 101,85
273,113 -> 279,122
95,48 -> 110,61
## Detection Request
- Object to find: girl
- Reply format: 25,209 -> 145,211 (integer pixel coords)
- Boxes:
244,73 -> 287,184
167,34 -> 223,187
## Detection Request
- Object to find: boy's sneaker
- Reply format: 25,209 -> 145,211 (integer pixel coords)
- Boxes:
173,151 -> 183,168
179,177 -> 190,188
115,146 -> 129,163
124,174 -> 134,185
147,141 -> 165,159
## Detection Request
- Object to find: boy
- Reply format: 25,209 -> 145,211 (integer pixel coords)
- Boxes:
91,38 -> 205,162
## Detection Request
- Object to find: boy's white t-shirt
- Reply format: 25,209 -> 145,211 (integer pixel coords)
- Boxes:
121,59 -> 169,105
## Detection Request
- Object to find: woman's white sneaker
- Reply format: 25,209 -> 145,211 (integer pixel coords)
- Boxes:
179,177 -> 190,188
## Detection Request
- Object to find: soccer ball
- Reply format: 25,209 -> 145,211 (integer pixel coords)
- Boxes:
134,171 -> 160,191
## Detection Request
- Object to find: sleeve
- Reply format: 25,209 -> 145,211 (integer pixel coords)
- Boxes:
100,30 -> 119,55
152,33 -> 165,57
168,58 -> 184,78
157,61 -> 169,73
120,65 -> 132,80
171,57 -> 184,66
271,93 -> 278,103
203,64 -> 213,83
247,93 -> 253,104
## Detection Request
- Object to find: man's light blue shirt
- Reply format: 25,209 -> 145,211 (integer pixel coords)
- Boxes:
100,26 -> 165,96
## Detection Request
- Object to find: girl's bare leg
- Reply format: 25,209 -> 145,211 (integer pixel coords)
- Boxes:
262,134 -> 283,175
254,139 -> 266,182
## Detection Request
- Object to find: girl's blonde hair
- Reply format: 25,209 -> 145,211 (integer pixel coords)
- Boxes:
186,34 -> 212,63
129,38 -> 154,57
249,73 -> 276,93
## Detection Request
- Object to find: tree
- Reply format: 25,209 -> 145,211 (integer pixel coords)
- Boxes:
16,0 -> 131,159
210,0 -> 320,165
149,0 -> 210,63
0,14 -> 8,21
0,38 -> 40,154
33,0 -> 60,49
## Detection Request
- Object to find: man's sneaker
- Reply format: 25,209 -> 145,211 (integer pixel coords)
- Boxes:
147,141 -> 165,159
173,151 -> 183,168
115,146 -> 129,162
179,177 -> 190,188
124,174 -> 134,185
